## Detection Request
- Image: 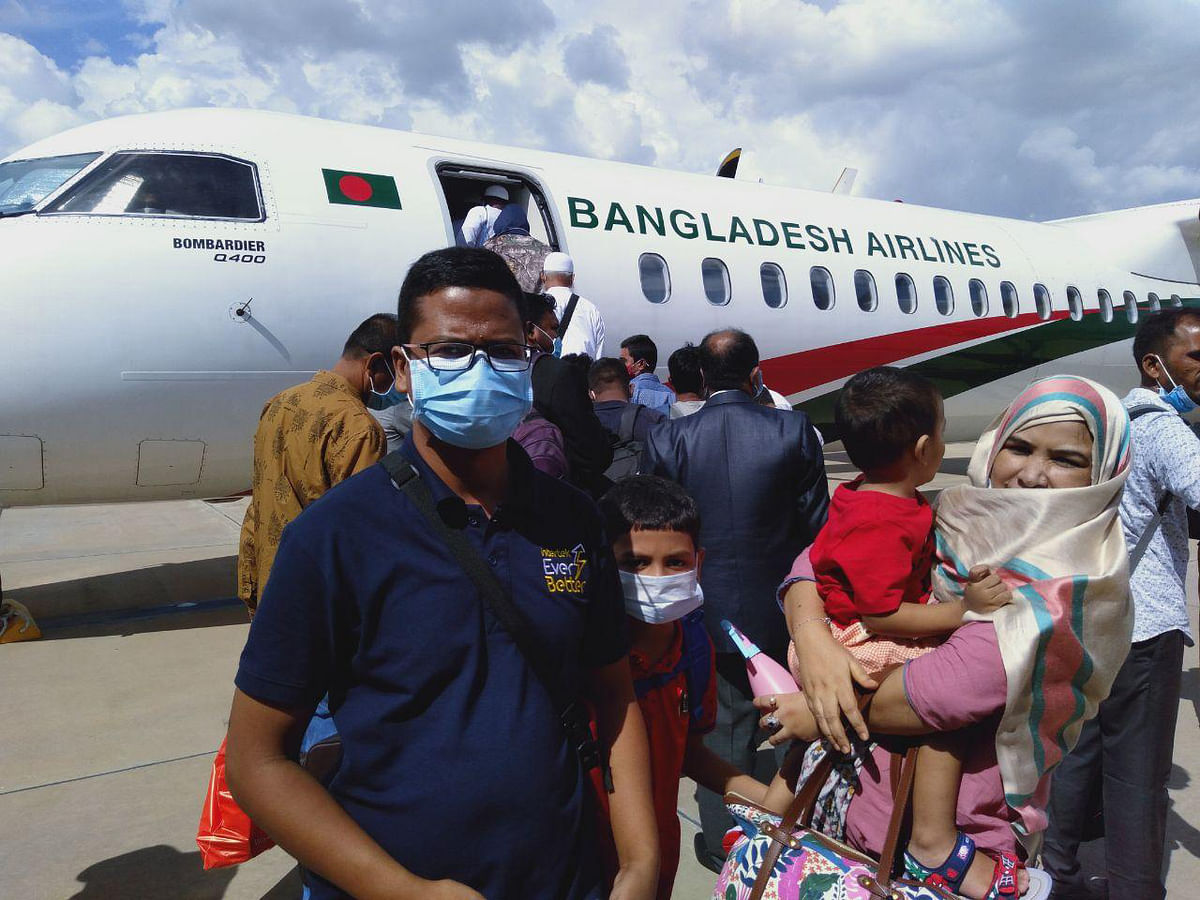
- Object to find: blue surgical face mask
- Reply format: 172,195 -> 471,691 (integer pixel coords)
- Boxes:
366,359 -> 407,411
533,324 -> 562,358
403,350 -> 532,449
1153,355 -> 1197,413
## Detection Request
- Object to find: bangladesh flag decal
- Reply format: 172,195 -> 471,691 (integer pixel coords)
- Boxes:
322,169 -> 402,209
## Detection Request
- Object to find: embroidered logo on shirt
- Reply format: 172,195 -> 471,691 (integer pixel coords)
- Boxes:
541,543 -> 588,594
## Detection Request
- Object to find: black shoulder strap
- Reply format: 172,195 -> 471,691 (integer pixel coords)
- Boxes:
378,452 -> 569,709
618,402 -> 640,443
558,293 -> 580,338
377,451 -> 610,786
1128,403 -> 1167,421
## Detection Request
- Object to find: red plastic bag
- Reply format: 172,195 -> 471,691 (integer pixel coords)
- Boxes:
196,737 -> 275,869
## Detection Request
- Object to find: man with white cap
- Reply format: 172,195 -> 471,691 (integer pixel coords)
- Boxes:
542,251 -> 605,361
458,184 -> 509,247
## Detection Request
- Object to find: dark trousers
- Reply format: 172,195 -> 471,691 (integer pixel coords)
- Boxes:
696,649 -> 788,856
1043,630 -> 1185,900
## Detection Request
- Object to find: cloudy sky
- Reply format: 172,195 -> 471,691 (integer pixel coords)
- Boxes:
2,0 -> 1199,221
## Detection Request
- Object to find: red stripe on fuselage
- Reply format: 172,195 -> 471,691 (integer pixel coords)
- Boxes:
761,311 -> 1070,396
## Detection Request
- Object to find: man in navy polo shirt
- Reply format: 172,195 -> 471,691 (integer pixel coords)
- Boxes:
226,247 -> 658,900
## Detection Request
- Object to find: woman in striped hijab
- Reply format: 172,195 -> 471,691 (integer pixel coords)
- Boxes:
933,375 -> 1133,856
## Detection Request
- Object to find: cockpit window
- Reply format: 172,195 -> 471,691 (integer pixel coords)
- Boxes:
0,153 -> 100,215
45,151 -> 263,220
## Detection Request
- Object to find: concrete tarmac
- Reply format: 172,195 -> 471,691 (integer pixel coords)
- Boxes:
1,443 -> 1198,898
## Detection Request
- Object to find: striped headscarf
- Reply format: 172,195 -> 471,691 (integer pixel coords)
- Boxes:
932,375 -> 1133,856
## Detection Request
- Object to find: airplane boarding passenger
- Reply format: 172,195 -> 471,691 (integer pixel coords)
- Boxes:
621,334 -> 675,416
237,315 -> 394,615
458,183 -> 508,247
542,251 -> 606,360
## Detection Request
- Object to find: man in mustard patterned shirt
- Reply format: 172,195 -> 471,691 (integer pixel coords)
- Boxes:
237,314 -> 396,616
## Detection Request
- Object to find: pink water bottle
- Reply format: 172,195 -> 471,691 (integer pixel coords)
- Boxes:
722,619 -> 800,697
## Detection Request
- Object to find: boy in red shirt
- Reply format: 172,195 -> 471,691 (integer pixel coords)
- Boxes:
597,475 -> 768,900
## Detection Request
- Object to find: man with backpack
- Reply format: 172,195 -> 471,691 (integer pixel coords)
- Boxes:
588,357 -> 666,481
542,252 -> 605,360
1044,309 -> 1200,900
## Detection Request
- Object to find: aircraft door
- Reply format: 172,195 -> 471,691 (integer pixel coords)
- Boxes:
434,164 -> 559,267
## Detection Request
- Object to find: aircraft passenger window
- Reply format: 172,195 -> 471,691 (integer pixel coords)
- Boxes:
702,258 -> 732,306
638,253 -> 671,304
854,269 -> 878,312
810,266 -> 835,310
1098,289 -> 1114,323
1000,281 -> 1019,318
1067,286 -> 1083,321
0,152 -> 100,215
1171,294 -> 1183,308
1034,283 -> 1052,320
933,276 -> 955,316
1147,292 -> 1161,313
760,262 -> 787,308
969,279 -> 988,317
46,151 -> 263,219
1123,291 -> 1138,323
896,273 -> 917,314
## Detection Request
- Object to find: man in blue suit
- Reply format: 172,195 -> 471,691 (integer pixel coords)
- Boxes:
641,328 -> 829,869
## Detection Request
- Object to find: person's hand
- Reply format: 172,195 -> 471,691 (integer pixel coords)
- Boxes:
609,860 -> 658,900
791,623 -> 877,753
753,692 -> 819,747
963,565 -> 1012,615
419,880 -> 486,900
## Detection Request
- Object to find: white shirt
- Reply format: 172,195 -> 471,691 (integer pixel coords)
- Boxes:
545,285 -> 605,360
1120,387 -> 1200,643
459,204 -> 501,247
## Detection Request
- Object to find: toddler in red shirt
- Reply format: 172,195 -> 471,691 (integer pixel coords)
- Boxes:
806,368 -> 956,674
595,475 -> 768,900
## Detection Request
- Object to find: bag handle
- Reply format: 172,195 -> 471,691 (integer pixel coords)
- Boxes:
748,693 -> 921,900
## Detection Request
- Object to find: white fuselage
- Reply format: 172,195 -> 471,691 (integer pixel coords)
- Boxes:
1,109 -> 1196,506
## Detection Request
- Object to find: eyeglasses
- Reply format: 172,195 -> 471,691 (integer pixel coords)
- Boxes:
403,341 -> 533,373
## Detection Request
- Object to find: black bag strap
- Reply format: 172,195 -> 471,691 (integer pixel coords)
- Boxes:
1127,404 -> 1175,572
558,293 -> 580,338
617,402 -> 640,444
379,452 -> 567,708
378,451 -> 611,787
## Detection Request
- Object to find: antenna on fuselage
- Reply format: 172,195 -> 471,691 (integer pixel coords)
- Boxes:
832,168 -> 857,195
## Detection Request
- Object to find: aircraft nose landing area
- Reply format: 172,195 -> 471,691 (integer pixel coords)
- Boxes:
1,445 -> 1199,898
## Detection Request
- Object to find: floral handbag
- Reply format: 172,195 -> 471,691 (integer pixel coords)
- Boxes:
713,745 -> 957,900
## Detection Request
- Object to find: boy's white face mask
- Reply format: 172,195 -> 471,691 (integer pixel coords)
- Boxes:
618,569 -> 703,623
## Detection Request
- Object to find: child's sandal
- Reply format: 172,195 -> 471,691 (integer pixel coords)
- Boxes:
902,831 -> 976,895
984,851 -> 1022,899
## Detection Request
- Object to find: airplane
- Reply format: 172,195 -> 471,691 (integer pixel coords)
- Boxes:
1,107 -> 1197,508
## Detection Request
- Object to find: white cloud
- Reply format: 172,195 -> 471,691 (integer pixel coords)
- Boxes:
3,1 -> 1200,219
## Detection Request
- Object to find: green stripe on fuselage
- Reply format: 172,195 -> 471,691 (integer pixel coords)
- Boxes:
796,299 -> 1200,438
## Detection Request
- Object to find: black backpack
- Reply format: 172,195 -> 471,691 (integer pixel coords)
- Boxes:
604,403 -> 643,480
